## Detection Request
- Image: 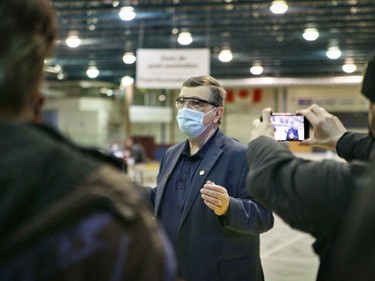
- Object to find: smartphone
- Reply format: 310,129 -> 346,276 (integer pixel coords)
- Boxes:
270,113 -> 310,141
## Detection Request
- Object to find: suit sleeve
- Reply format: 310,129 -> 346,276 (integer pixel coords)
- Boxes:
247,136 -> 365,237
220,148 -> 274,235
336,132 -> 374,162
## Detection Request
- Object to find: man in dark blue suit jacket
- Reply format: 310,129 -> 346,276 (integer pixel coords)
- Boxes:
286,121 -> 299,141
150,75 -> 274,281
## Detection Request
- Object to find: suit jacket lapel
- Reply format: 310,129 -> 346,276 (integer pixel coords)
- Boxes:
154,144 -> 184,215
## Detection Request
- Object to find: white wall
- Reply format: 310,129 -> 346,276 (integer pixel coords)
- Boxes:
43,97 -> 119,147
287,84 -> 367,112
224,88 -> 276,143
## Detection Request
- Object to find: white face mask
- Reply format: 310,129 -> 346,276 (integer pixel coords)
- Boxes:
176,107 -> 216,138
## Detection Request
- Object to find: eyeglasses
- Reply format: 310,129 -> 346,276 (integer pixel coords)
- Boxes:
175,96 -> 217,109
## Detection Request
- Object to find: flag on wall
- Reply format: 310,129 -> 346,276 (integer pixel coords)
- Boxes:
226,89 -> 234,103
238,89 -> 249,98
253,88 -> 262,103
225,88 -> 263,103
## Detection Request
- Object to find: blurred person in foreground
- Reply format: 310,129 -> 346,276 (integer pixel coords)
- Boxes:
329,55 -> 375,281
0,1 -> 176,280
247,55 -> 375,281
143,75 -> 274,281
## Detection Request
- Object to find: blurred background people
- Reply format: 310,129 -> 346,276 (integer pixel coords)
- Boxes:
123,137 -> 147,165
142,75 -> 274,281
0,0 -> 176,280
247,55 -> 374,281
123,137 -> 147,184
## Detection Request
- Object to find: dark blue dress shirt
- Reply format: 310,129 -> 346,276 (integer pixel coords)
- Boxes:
159,130 -> 218,253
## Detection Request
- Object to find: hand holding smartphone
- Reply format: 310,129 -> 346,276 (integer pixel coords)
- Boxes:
270,113 -> 310,141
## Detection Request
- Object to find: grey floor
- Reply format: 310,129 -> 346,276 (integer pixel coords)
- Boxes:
260,215 -> 319,281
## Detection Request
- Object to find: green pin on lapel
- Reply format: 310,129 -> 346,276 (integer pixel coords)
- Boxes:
199,170 -> 205,176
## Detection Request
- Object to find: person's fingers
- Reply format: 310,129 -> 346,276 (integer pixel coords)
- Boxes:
252,119 -> 261,127
298,105 -> 320,125
309,104 -> 333,120
261,108 -> 272,124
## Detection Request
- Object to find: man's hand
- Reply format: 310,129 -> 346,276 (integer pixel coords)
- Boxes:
200,181 -> 230,216
297,104 -> 347,151
250,107 -> 275,142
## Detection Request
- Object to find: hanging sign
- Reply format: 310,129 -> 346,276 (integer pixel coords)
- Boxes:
136,48 -> 210,89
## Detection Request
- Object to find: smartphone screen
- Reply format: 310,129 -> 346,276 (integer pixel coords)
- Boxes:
270,113 -> 310,141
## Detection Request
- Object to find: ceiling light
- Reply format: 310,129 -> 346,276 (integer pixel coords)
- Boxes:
270,1 -> 288,14
65,34 -> 81,48
178,32 -> 193,45
112,1 -> 120,7
57,72 -> 65,80
53,64 -> 62,73
342,63 -> 357,73
86,66 -> 99,79
326,46 -> 341,59
119,6 -> 136,21
121,76 -> 134,87
123,52 -> 136,64
225,4 -> 234,10
250,65 -> 264,75
303,28 -> 319,41
106,89 -> 114,97
218,49 -> 233,63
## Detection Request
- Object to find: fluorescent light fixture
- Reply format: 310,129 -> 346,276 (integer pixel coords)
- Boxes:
303,28 -> 319,41
123,52 -> 136,64
106,89 -> 114,97
250,65 -> 264,75
342,63 -> 357,73
218,49 -> 233,62
178,32 -> 193,45
86,66 -> 99,79
326,46 -> 341,59
119,6 -> 136,21
57,72 -> 65,80
65,34 -> 81,48
121,76 -> 134,87
270,1 -> 288,14
52,64 -> 62,72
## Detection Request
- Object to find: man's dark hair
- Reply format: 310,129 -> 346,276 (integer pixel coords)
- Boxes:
0,0 -> 56,116
182,75 -> 227,107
